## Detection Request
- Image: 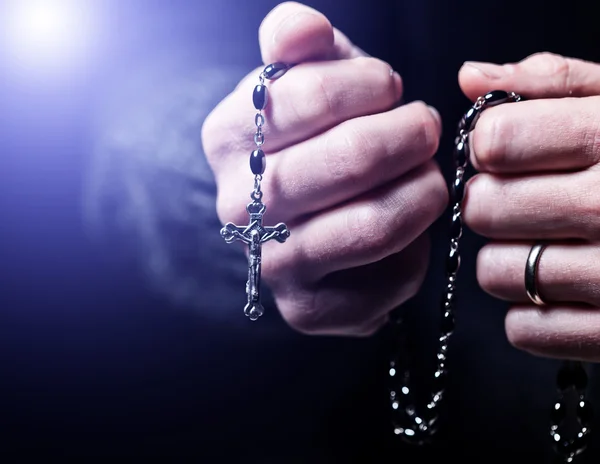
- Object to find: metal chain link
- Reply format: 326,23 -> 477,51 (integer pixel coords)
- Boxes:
248,64 -> 289,201
390,90 -> 592,461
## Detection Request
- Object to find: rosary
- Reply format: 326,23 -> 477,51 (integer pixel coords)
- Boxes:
219,63 -> 593,462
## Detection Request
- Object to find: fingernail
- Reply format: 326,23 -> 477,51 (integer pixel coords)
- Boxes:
427,105 -> 442,133
463,61 -> 505,78
272,12 -> 318,44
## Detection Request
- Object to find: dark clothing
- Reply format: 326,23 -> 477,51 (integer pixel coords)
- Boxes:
1,0 -> 599,462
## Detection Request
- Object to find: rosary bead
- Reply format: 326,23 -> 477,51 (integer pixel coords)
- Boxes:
483,90 -> 510,106
459,106 -> 480,133
440,310 -> 455,335
552,436 -> 577,458
452,176 -> 465,203
550,400 -> 566,425
578,398 -> 594,426
250,149 -> 266,175
253,84 -> 269,110
263,62 -> 289,80
446,247 -> 460,275
443,291 -> 455,307
449,212 -> 462,241
454,137 -> 469,169
557,362 -> 588,392
432,369 -> 447,394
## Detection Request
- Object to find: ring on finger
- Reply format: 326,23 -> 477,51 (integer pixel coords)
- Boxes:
525,242 -> 547,306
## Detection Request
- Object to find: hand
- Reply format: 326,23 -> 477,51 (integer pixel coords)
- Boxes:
459,52 -> 600,361
202,2 -> 446,336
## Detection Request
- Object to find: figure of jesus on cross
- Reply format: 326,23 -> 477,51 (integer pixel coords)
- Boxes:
220,201 -> 290,320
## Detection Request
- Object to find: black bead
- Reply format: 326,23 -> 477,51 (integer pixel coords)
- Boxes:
263,62 -> 289,80
449,213 -> 462,241
461,106 -> 481,133
253,85 -> 269,110
483,90 -> 509,107
250,149 -> 266,175
557,362 -> 588,391
440,310 -> 455,335
422,405 -> 439,427
444,291 -> 455,307
574,430 -> 591,453
553,436 -> 577,457
398,429 -> 419,445
446,247 -> 460,275
452,176 -> 465,203
454,137 -> 469,168
550,400 -> 566,425
577,399 -> 594,425
431,369 -> 447,394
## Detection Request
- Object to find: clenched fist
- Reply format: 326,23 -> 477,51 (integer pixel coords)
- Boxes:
460,52 -> 600,361
202,2 -> 447,336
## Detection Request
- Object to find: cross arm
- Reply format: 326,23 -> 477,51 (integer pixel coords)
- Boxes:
220,222 -> 252,244
261,223 -> 290,243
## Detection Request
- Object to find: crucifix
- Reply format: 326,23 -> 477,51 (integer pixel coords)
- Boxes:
220,200 -> 290,321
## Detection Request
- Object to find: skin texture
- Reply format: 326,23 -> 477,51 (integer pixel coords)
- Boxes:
202,2 -> 446,336
460,53 -> 600,362
204,2 -> 600,362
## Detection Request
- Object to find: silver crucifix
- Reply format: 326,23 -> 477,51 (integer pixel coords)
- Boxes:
220,201 -> 289,320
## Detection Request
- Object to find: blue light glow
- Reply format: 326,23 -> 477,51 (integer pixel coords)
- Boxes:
2,0 -> 98,78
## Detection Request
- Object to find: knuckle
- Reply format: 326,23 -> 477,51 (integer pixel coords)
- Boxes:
505,309 -> 542,352
354,56 -> 402,106
260,245 -> 295,285
523,51 -> 567,72
347,203 -> 393,260
277,291 -> 323,335
323,127 -> 371,182
522,52 -> 572,92
462,174 -> 495,236
472,109 -> 510,171
476,246 -> 499,295
306,66 -> 343,121
582,104 -> 600,164
413,161 -> 449,223
426,162 -> 450,217
279,66 -> 339,124
578,179 -> 600,240
353,56 -> 387,76
412,101 -> 441,156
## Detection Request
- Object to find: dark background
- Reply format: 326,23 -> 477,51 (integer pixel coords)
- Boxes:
0,0 -> 598,461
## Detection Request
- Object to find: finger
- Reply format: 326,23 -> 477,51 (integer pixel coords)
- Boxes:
204,56 -> 402,169
259,1 -> 366,64
260,161 -> 447,282
470,96 -> 600,174
505,306 -> 600,362
217,101 -> 441,225
477,242 -> 600,307
463,170 -> 600,241
275,233 -> 430,337
459,52 -> 600,101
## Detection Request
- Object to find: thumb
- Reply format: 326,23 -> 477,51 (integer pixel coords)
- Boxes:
259,1 -> 366,65
459,52 -> 600,100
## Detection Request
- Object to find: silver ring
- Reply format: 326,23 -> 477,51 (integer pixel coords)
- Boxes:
525,243 -> 547,306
